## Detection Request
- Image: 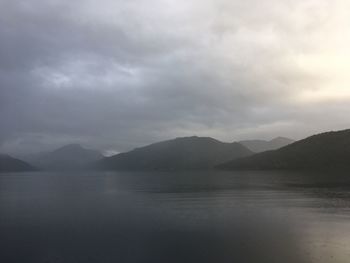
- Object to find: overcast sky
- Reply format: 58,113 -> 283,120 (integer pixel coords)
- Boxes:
1,0 -> 350,155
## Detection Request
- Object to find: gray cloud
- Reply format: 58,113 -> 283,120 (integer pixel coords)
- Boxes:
1,0 -> 350,155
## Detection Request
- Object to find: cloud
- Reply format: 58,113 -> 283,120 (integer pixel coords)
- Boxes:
1,0 -> 350,154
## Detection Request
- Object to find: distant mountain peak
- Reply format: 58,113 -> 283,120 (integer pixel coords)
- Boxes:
96,136 -> 252,170
270,137 -> 294,143
173,136 -> 220,143
21,144 -> 103,171
239,137 -> 294,153
218,128 -> 350,171
0,154 -> 36,172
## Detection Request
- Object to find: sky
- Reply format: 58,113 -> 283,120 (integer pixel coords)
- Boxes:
1,0 -> 350,155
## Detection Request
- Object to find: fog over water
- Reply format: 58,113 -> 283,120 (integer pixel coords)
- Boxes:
1,171 -> 350,263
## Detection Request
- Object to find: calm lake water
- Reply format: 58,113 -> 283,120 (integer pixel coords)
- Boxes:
1,171 -> 350,263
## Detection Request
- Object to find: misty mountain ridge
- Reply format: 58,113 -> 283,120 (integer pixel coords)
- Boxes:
239,137 -> 294,153
217,129 -> 350,171
96,136 -> 253,170
22,144 -> 104,171
7,129 -> 350,172
0,154 -> 37,172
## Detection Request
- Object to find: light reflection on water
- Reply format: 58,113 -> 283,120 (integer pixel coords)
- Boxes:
0,170 -> 350,263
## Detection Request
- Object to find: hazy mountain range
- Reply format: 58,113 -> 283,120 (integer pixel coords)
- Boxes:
0,154 -> 36,172
96,136 -> 253,170
218,129 -> 350,171
3,129 -> 350,172
20,144 -> 103,171
239,137 -> 294,153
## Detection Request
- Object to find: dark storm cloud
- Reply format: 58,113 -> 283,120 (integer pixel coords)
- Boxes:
1,0 -> 350,154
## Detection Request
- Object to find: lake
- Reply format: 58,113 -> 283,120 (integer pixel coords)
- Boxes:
1,171 -> 350,263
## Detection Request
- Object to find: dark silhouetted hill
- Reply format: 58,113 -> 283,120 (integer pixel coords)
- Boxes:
239,137 -> 294,153
23,144 -> 103,170
0,154 -> 37,172
217,129 -> 350,170
96,136 -> 253,170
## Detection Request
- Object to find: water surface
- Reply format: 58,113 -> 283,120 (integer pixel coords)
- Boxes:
1,171 -> 350,263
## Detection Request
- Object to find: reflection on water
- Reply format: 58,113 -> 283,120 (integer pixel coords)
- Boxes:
1,171 -> 350,263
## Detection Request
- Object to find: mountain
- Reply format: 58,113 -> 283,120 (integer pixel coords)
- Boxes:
0,154 -> 36,172
239,137 -> 294,153
217,129 -> 350,170
96,136 -> 253,170
23,144 -> 104,170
